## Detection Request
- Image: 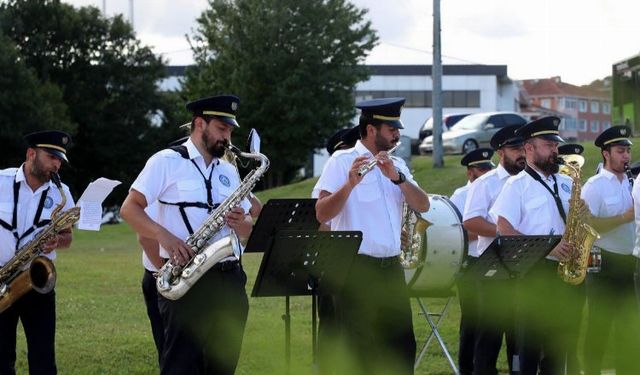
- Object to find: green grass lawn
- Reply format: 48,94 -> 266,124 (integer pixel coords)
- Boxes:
13,141 -> 631,374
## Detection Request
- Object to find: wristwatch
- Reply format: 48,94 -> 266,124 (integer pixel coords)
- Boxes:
391,170 -> 406,185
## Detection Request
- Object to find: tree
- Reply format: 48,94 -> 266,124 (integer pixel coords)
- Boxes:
183,0 -> 378,187
0,0 -> 183,202
0,34 -> 74,167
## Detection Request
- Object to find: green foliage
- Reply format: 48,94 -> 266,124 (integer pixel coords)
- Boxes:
0,0 -> 184,202
183,0 -> 378,187
0,34 -> 74,167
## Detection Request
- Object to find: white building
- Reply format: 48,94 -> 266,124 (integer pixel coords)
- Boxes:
313,64 -> 519,176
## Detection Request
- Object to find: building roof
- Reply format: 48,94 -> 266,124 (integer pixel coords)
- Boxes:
520,77 -> 609,99
166,64 -> 509,79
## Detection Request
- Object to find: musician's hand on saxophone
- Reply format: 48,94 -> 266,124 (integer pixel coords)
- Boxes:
549,239 -> 572,261
41,228 -> 72,253
157,229 -> 193,266
41,236 -> 59,254
225,207 -> 252,238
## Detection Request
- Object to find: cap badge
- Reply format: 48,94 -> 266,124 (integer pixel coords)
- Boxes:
62,136 -> 69,145
231,102 -> 238,111
553,119 -> 559,126
482,151 -> 488,158
574,147 -> 579,153
621,128 -> 627,135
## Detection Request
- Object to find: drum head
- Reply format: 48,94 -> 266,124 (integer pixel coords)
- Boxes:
405,195 -> 468,297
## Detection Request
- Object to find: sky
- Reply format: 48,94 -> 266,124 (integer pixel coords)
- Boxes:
64,0 -> 640,86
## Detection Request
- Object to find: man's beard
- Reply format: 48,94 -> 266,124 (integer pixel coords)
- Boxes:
30,156 -> 53,183
503,154 -> 526,175
202,131 -> 227,158
533,153 -> 559,175
374,132 -> 398,152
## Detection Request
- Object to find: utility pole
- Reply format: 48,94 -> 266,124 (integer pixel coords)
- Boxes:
432,0 -> 444,167
129,0 -> 134,28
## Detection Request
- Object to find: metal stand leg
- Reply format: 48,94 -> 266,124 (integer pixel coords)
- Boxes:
414,297 -> 459,375
282,296 -> 291,375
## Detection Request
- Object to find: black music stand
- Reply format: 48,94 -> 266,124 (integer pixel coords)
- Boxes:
467,234 -> 562,280
252,230 -> 362,374
245,198 -> 319,253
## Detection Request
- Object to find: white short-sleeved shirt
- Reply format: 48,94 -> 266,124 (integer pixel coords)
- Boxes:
582,169 -> 634,255
0,166 -> 75,266
632,175 -> 640,258
491,167 -> 572,242
142,202 -> 160,272
314,140 -> 417,257
463,164 -> 511,256
450,182 -> 477,256
130,137 -> 250,259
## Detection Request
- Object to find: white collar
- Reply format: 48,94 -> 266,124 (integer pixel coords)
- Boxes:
15,164 -> 54,194
184,137 -> 220,166
496,163 -> 510,179
354,140 -> 374,157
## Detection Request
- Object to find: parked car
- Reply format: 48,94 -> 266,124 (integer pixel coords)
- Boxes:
418,113 -> 470,142
419,112 -> 527,155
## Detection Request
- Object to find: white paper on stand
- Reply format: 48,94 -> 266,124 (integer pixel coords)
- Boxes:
76,177 -> 121,231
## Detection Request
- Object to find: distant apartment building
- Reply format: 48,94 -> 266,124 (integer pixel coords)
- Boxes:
519,77 -> 612,141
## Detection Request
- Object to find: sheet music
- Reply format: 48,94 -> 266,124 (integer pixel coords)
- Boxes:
76,178 -> 121,231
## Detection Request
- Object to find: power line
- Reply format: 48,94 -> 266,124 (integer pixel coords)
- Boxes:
380,41 -> 486,65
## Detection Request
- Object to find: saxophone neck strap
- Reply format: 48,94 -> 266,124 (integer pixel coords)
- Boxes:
524,165 -> 566,224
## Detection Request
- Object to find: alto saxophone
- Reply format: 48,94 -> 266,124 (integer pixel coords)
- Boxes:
156,145 -> 269,300
0,173 -> 80,313
556,155 -> 600,285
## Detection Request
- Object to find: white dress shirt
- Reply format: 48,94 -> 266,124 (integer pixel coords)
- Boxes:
463,164 -> 511,257
314,140 -> 416,257
142,202 -> 160,272
491,167 -> 572,241
582,168 -> 635,255
130,137 -> 250,259
450,181 -> 477,256
0,166 -> 75,266
632,174 -> 640,258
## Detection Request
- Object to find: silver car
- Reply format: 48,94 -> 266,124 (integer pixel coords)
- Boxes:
419,111 -> 527,154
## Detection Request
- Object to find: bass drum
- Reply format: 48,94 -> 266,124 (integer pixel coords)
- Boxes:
404,194 -> 468,296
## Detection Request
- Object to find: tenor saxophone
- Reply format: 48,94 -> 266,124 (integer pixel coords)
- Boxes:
556,155 -> 600,285
0,173 -> 80,313
156,145 -> 269,300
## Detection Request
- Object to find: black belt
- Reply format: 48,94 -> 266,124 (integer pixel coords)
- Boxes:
356,254 -> 399,268
211,260 -> 240,272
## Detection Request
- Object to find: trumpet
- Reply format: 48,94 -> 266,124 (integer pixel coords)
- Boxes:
357,142 -> 401,177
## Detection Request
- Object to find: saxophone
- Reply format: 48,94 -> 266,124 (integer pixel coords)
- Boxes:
156,144 -> 269,300
556,155 -> 600,285
0,173 -> 80,313
399,203 -> 430,268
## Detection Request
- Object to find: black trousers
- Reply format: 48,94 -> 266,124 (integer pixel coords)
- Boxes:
142,269 -> 164,367
472,279 -> 516,375
158,262 -> 249,375
514,260 -> 583,375
0,289 -> 56,375
338,255 -> 416,375
456,258 -> 480,375
583,251 -> 640,375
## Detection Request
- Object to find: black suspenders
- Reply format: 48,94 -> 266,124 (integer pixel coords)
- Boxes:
524,165 -> 567,224
0,177 -> 52,251
158,146 -> 220,235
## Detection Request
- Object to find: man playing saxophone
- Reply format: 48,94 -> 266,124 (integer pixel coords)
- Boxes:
581,125 -> 639,375
0,130 -> 75,374
490,116 -> 588,374
315,97 -> 429,375
462,125 -> 525,375
121,95 -> 253,375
